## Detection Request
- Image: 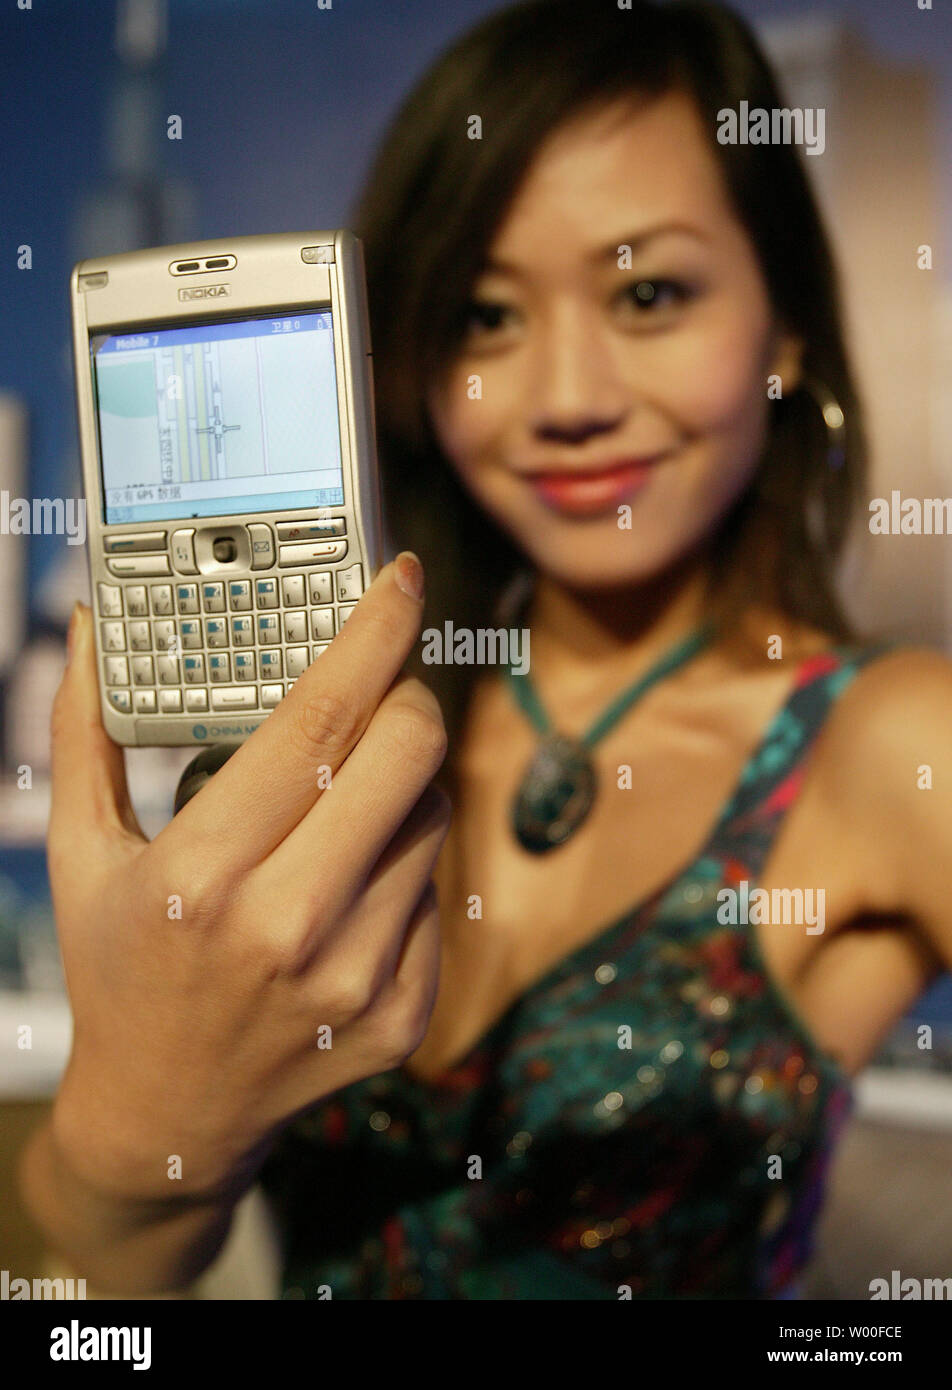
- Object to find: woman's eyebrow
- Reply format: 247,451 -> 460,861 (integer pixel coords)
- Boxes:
483,221 -> 710,276
591,221 -> 711,260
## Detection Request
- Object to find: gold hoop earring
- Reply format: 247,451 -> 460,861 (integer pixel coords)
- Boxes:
797,376 -> 846,470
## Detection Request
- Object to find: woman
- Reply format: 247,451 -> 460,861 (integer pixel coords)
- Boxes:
21,0 -> 952,1300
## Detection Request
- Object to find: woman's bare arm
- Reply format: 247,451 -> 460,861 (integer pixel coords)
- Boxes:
17,1119 -> 246,1294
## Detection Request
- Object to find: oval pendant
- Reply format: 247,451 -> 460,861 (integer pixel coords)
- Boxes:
511,733 -> 598,854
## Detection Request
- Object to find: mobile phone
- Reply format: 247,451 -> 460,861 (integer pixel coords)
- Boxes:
70,229 -> 384,747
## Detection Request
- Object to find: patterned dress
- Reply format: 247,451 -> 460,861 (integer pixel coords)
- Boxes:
258,644 -> 891,1298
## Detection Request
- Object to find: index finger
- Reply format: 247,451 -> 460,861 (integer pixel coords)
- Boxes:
158,551 -> 426,873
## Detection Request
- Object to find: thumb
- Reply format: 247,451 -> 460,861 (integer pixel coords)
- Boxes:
49,602 -> 143,858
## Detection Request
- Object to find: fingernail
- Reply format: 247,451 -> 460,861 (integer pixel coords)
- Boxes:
394,551 -> 424,601
65,602 -> 81,665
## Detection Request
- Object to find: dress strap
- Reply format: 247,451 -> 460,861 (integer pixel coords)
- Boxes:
703,641 -> 896,881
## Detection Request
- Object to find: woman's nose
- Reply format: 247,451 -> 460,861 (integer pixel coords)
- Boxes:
525,316 -> 630,444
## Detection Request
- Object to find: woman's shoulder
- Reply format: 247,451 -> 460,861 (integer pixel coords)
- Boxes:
810,638 -> 952,883
824,640 -> 952,751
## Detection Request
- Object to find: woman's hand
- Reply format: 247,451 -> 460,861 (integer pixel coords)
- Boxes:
47,553 -> 449,1206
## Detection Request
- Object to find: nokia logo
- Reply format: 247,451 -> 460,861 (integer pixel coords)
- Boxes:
178,284 -> 231,300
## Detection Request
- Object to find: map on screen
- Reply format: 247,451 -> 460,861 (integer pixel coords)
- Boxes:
92,312 -> 345,524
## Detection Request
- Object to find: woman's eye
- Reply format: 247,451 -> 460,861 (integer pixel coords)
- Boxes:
462,300 -> 515,335
620,279 -> 693,315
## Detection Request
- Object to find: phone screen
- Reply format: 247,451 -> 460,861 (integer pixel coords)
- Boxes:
89,311 -> 345,525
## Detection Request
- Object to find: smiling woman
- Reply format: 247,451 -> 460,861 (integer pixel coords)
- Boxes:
251,0 -> 952,1300
24,0 -> 952,1309
354,5 -> 867,760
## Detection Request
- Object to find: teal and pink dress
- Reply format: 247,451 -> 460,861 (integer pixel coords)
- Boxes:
259,644 -> 889,1298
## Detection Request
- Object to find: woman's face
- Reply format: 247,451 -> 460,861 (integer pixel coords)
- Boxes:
426,89 -> 803,590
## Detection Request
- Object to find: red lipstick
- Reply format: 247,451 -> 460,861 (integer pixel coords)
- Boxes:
526,457 -> 662,517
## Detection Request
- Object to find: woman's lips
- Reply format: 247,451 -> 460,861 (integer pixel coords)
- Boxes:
525,458 -> 661,517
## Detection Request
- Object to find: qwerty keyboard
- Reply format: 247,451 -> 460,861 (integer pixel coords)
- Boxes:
95,518 -> 363,718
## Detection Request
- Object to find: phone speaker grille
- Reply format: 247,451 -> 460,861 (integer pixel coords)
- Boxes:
169,255 -> 237,276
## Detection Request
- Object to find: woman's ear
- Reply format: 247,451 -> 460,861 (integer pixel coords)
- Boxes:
768,324 -> 805,397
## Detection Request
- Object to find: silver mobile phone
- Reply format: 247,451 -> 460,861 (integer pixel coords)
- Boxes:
70,229 -> 383,747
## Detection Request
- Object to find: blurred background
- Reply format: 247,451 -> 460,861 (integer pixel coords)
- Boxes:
1,0 -> 951,1297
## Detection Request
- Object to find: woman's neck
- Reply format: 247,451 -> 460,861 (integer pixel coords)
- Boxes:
523,546 -> 719,708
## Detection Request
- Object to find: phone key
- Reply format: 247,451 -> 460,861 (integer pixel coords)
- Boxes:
249,524 -> 275,570
261,683 -> 283,708
255,578 -> 279,609
312,644 -> 330,661
282,574 -> 306,607
231,616 -> 254,646
228,580 -> 252,611
211,685 -> 257,711
285,646 -> 310,678
336,563 -> 364,602
104,531 -> 167,554
170,529 -> 198,574
176,584 -> 199,614
205,618 -> 228,648
98,583 -> 123,617
277,519 -> 345,541
310,607 -> 335,641
159,689 -> 182,713
338,603 -> 358,625
283,611 -> 306,642
131,656 -> 154,687
202,582 -> 225,613
154,619 -> 177,652
209,653 -> 231,683
104,656 -> 129,685
107,555 -> 171,577
150,585 -> 173,615
101,622 -> 126,652
279,540 -> 347,567
233,651 -> 257,681
308,572 -> 333,605
129,621 -> 151,651
180,619 -> 203,650
108,689 -> 132,712
185,688 -> 208,712
156,656 -> 180,685
134,690 -> 157,713
126,586 -> 148,617
257,614 -> 280,645
183,654 -> 207,684
259,649 -> 283,679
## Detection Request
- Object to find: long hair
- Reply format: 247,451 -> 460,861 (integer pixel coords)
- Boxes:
351,0 -> 867,777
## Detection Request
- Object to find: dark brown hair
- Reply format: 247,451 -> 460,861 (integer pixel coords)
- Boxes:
351,0 -> 867,769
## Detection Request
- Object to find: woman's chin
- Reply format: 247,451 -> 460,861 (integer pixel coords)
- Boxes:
514,536 -> 702,593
